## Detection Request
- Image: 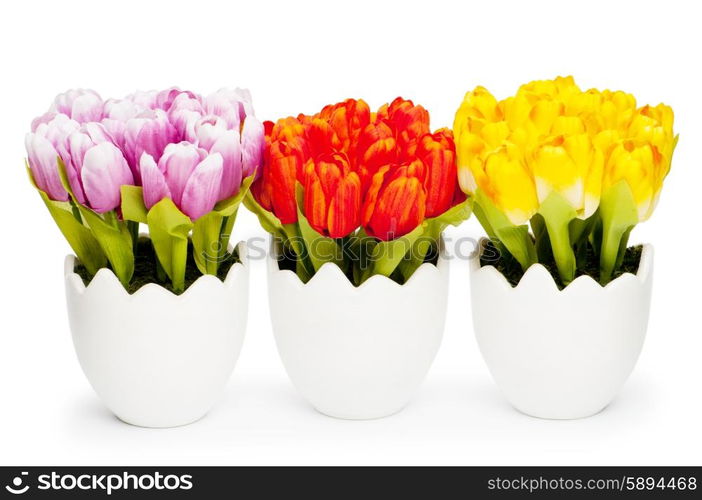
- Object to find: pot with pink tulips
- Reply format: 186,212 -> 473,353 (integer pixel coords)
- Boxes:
26,87 -> 264,427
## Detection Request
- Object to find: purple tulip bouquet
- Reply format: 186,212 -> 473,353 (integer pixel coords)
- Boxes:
26,88 -> 264,293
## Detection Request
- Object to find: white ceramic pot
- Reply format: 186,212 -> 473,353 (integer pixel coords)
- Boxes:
268,238 -> 449,420
470,239 -> 654,419
64,242 -> 249,428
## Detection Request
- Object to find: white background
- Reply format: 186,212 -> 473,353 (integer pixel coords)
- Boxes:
0,0 -> 700,466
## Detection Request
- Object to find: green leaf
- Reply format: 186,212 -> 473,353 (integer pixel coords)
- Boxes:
190,175 -> 254,275
426,196 -> 473,235
38,190 -> 107,276
294,184 -> 343,273
121,185 -> 148,223
537,191 -> 577,285
598,180 -> 638,284
397,197 -> 473,281
55,159 -> 133,286
191,212 -> 223,275
77,207 -> 135,287
147,198 -> 193,293
474,189 -> 536,271
214,174 -> 255,216
366,222 -> 426,280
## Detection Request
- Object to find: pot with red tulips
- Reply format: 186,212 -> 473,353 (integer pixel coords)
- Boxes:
247,98 -> 470,419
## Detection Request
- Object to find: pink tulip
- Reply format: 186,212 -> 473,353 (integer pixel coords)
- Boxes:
203,88 -> 253,130
188,115 -> 246,199
122,109 -> 178,182
79,142 -> 134,213
139,144 -> 224,220
25,114 -> 81,201
167,93 -> 204,140
241,115 -> 264,178
50,89 -> 104,123
210,130 -> 243,200
66,122 -> 134,213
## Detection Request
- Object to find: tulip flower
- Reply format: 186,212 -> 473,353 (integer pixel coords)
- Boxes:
50,89 -> 104,123
67,126 -> 134,213
249,97 -> 469,285
121,109 -> 179,182
25,113 -> 80,201
363,161 -> 427,241
416,129 -> 460,218
454,76 -> 676,285
303,153 -> 361,238
139,144 -> 224,221
26,86 -> 262,293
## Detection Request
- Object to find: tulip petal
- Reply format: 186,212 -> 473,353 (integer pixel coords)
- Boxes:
180,154 -> 224,220
210,130 -> 243,200
241,116 -> 264,178
25,133 -> 68,201
81,142 -> 134,213
139,153 -> 171,210
160,142 -> 206,206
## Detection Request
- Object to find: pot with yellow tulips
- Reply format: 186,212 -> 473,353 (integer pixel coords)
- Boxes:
455,77 -> 676,419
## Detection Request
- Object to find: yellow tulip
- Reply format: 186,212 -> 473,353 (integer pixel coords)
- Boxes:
604,140 -> 667,221
454,76 -> 676,285
482,145 -> 539,225
530,134 -> 604,218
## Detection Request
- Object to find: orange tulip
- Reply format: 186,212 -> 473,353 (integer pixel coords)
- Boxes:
377,97 -> 430,160
303,153 -> 361,238
362,160 -> 427,241
252,97 -> 461,242
417,128 -> 461,217
355,121 -> 397,189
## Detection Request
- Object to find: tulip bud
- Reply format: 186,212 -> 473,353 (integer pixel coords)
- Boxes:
123,109 -> 179,181
321,99 -> 371,152
158,142 -> 208,207
139,153 -> 171,210
25,114 -> 82,201
377,97 -> 430,159
530,134 -> 604,218
210,130 -> 243,200
416,129 -> 460,218
303,153 -> 361,238
482,145 -> 538,225
50,89 -> 104,123
362,161 -> 427,241
180,153 -> 224,220
604,141 -> 665,221
241,115 -> 265,179
355,121 -> 397,189
79,142 -> 134,213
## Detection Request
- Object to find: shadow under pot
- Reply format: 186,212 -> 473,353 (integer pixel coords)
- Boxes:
470,238 -> 653,419
64,241 -> 249,428
267,237 -> 449,420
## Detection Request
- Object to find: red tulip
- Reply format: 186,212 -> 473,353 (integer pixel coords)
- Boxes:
417,128 -> 462,217
362,160 -> 427,241
377,97 -> 430,161
303,153 -> 361,238
320,99 -> 371,153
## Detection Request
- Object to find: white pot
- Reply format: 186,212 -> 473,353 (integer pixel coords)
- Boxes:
64,242 -> 249,428
268,238 -> 449,419
470,239 -> 654,419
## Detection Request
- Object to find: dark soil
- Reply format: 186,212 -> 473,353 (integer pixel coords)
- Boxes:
74,237 -> 240,295
479,240 -> 642,289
